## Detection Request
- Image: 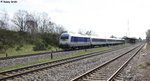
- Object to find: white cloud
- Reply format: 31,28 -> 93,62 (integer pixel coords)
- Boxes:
1,0 -> 150,39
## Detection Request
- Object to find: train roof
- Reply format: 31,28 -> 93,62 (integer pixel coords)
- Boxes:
106,38 -> 124,40
90,36 -> 106,39
61,33 -> 90,38
91,36 -> 123,40
61,33 -> 124,40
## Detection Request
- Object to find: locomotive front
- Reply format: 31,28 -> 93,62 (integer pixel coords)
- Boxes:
59,33 -> 70,49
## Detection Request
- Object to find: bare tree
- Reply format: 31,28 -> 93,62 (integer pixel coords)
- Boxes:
78,29 -> 86,35
48,22 -> 55,33
25,20 -> 38,34
78,29 -> 96,36
54,25 -> 66,34
25,14 -> 38,34
0,10 -> 9,29
36,12 -> 52,33
12,10 -> 28,32
85,30 -> 92,36
110,35 -> 117,38
36,12 -> 66,34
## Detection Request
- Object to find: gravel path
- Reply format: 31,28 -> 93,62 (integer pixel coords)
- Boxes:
9,44 -> 138,81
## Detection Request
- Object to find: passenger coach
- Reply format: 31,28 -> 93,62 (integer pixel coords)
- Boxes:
91,37 -> 107,47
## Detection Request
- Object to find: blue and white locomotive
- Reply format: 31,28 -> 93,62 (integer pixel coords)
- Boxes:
59,33 -> 124,49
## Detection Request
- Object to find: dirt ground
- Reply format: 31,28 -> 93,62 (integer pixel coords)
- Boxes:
135,43 -> 150,81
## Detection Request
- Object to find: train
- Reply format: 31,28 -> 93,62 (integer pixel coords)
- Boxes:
59,33 -> 125,49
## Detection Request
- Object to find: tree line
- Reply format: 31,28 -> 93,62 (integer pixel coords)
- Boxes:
0,10 -> 66,53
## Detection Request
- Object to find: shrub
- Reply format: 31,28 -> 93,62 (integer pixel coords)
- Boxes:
33,39 -> 47,51
47,45 -> 52,49
16,44 -> 23,51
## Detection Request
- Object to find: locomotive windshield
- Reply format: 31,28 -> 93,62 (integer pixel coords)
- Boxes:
60,34 -> 69,40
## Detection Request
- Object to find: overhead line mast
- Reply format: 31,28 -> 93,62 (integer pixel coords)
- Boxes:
127,19 -> 130,37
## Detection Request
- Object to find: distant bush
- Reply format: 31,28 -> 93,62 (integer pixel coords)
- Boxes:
33,39 -> 47,51
41,33 -> 59,46
0,28 -> 62,52
47,45 -> 52,49
16,44 -> 23,51
0,29 -> 20,52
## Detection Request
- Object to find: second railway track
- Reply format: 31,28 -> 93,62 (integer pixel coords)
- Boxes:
71,44 -> 144,81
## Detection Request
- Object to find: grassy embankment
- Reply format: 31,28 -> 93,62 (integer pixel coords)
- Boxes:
0,44 -> 61,58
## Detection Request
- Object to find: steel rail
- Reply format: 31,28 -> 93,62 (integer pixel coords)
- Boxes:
71,44 -> 142,81
107,44 -> 144,81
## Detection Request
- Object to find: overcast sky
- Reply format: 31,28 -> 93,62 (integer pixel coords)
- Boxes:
1,0 -> 150,39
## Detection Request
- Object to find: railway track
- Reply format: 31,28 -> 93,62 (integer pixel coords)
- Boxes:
71,44 -> 144,81
0,45 -> 131,81
0,44 -> 128,61
0,44 -> 131,69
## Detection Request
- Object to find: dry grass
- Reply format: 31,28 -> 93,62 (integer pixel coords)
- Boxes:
146,43 -> 150,51
138,43 -> 150,80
